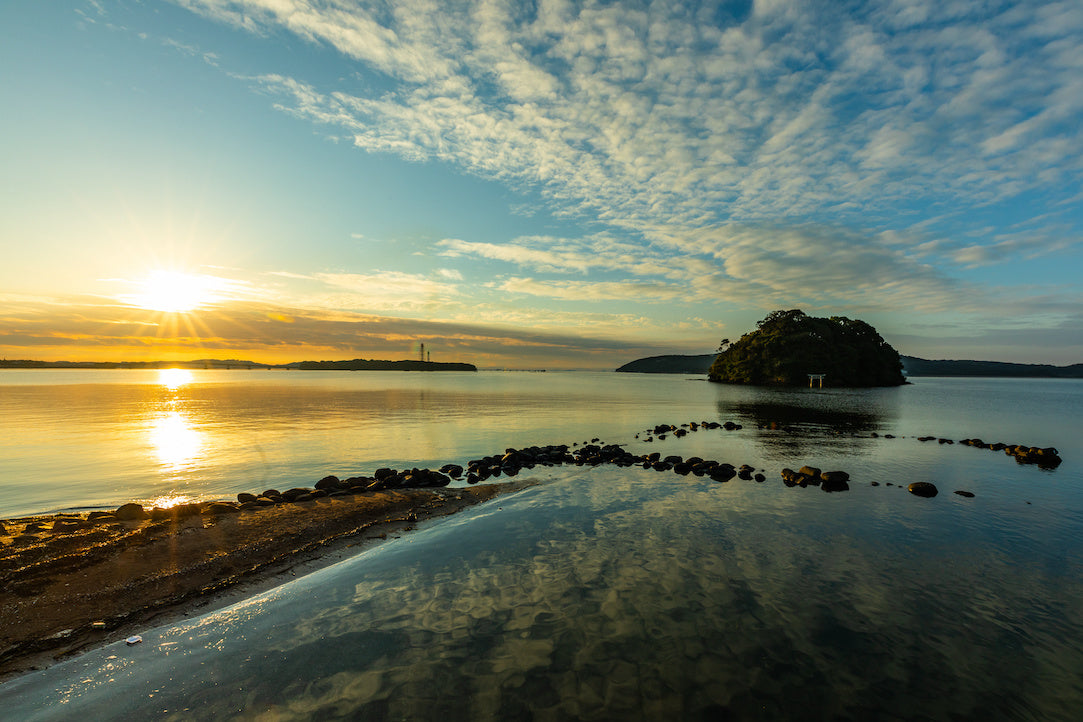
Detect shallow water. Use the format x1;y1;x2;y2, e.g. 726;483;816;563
4;465;1082;720
1;370;1078;517
3;373;1081;719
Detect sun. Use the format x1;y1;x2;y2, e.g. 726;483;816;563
132;270;221;313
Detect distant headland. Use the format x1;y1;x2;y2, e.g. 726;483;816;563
0;358;477;372
616;308;1082;381
618;353;1083;379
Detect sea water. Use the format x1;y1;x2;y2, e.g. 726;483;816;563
1;372;1081;719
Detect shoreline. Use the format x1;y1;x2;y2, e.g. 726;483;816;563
0;479;535;682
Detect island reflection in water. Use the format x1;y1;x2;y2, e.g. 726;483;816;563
7;468;1082;721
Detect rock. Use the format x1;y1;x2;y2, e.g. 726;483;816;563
440;464;464;478
798;465;822;479
710;465;736;482
281;487;314;502
314;475;342;490
237;492;258;504
907;482;938;498
819;471;849;484
954;490;975;498
262;489;282;499
115;503;147;521
204;501;240;514
820;477;850;492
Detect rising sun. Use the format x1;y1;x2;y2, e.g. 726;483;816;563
132;270;220;313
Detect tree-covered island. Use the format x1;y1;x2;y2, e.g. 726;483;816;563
708;309;905;387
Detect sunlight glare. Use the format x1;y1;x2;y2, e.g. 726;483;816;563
133;270;221;313
150;411;202;468
158;368;194;390
148;494;196;509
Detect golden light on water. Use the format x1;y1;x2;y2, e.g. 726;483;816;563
150;411;202;468
158;368;194;390
148;494;196;509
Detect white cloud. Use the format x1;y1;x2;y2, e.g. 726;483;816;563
171;0;1083;349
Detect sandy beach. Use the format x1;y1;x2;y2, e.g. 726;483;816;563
0;480;530;681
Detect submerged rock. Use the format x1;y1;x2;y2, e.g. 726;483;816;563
907;482;938;498
954;490;975;498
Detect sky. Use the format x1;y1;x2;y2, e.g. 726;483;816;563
1;0;1081;369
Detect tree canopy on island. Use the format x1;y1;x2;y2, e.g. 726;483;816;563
708;309;905;387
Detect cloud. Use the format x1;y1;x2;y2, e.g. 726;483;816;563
173;1;1083;291
0;292;710;368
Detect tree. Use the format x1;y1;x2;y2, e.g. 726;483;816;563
708;310;905;387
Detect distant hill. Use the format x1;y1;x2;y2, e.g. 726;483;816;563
285;359;476;372
0;358;476;372
901;356;1083;378
615;354;715;374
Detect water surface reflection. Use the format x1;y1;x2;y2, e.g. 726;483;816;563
7;468;1082;720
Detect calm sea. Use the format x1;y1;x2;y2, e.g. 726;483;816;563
2;370;1082;719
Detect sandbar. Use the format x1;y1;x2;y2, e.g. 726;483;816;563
0;480;531;681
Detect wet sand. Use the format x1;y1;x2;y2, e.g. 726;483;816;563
0;481;532;681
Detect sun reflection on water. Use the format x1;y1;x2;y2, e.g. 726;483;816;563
148;494;196;509
158;368;194;391
150;411;202;468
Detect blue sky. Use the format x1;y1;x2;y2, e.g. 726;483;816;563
1;0;1081;368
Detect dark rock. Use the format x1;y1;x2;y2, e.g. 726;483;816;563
237;492;258;504
753;473;765;482
870;481;880;486
262;489;282;499
314;475;342;490
254;496;277;506
344;476;371;487
820;477;850;492
115;503;147;521
204;501;240;514
820;471;850;484
954;490;975;498
374;468;396;481
710;465;736;482
440;464;464;478
938;438;954;444
907;482;939;498
281;487;314;502
798;465;822;478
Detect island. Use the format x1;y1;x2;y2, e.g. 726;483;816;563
708;309;906;387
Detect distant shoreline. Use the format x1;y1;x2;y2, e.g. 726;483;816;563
0;358;477;372
613;353;1083;379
